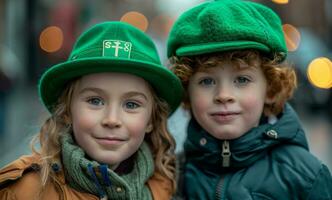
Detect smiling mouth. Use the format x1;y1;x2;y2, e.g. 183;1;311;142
96;137;126;146
210;112;240;123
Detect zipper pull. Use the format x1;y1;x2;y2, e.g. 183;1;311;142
221;140;231;167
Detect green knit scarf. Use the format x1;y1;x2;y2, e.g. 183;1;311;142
61;133;154;200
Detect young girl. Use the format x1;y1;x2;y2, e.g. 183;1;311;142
167;0;332;199
0;21;183;200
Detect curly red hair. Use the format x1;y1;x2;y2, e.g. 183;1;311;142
169;50;297;116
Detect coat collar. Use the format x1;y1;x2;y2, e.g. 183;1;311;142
184;104;309;170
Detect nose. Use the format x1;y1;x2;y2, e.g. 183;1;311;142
213;84;235;104
101;107;122;128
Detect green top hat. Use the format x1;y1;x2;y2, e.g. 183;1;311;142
39;21;183;114
167;0;287;60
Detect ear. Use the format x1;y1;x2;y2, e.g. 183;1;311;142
145;123;153;133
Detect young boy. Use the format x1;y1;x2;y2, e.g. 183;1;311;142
167;0;332;199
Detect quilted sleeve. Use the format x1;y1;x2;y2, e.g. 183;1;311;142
307;164;332;200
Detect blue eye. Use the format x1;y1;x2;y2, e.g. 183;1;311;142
199;78;215;86
125;101;140;109
235;76;250;85
87;97;104;106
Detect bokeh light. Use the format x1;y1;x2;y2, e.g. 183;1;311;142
272;0;289;4
282;24;301;52
120;11;148;32
39;26;63;53
307;57;332;89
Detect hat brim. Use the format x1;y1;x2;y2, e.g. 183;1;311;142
175;41;270;57
39;57;183;114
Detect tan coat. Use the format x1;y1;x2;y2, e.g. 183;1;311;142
0;154;172;200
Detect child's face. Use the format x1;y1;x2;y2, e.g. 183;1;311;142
188;62;268;140
70;72;153;169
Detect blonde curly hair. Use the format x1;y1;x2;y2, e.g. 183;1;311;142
31;77;176;193
169;50;297;116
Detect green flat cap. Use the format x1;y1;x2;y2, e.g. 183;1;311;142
39;21;183;114
167;0;287;60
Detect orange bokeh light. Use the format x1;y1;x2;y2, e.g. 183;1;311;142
282;24;301;52
307;57;332;89
120;11;149;32
39;26;63;53
272;0;289;4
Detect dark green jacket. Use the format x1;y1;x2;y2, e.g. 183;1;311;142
179;104;332;200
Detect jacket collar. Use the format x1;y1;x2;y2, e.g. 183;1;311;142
184;104;309;170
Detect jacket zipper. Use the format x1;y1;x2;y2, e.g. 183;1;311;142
221;140;231;167
215;175;225;200
216;141;232;200
215;174;231;200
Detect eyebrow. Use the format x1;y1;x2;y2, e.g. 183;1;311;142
78;87;148;100
236;66;260;74
235;62;259;70
79;87;105;95
122;91;148;101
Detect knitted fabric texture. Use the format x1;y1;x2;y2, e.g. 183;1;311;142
167;0;287;60
61;133;154;200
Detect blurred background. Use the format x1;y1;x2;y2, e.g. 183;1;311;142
0;0;331;170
